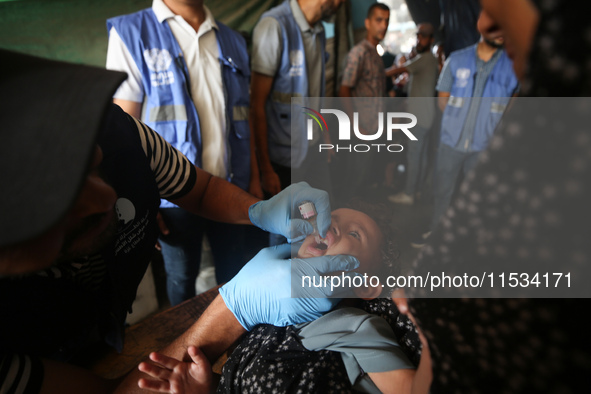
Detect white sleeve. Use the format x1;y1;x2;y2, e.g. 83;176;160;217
251;17;283;77
106;26;145;103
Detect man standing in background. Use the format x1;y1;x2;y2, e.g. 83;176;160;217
339;2;389;98
386;22;439;206
106;0;261;306
412;10;518;247
250;0;344;197
338;2;390;200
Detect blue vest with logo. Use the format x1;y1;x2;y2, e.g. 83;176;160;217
262;1;326;168
440;44;518;151
107;10;251;207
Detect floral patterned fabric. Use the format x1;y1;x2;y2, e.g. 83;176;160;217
405;1;591;392
218;299;422;393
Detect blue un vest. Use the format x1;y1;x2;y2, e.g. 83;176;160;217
262;1;326;168
0;105;161;360
440;44;518;151
107;10;251;208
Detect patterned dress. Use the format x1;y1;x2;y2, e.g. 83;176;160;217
218;299;422;393
405;1;591;392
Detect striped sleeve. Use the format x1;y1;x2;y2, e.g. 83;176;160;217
0;353;44;394
129;116;197;200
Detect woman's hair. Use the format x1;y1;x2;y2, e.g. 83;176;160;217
343;198;400;296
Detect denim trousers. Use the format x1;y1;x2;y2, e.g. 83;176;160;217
159;207;268;306
430;143;481;230
404;125;432;196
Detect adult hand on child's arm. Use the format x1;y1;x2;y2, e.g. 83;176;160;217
365;291;432;394
391;290;432;394
220;244;360;330
137;346;213;394
248;182;331;243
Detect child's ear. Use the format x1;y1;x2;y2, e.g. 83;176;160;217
354;280;383;300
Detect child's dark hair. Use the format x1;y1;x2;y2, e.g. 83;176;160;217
343;198;400;292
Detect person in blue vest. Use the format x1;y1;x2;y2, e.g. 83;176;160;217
386;22;439;206
106;0;266;306
250;0;344;199
412;9;519;247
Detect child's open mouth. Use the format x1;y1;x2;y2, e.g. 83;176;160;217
315;241;328;250
306;235;330;256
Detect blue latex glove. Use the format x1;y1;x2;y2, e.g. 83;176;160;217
219;244;360;330
248;182;330;243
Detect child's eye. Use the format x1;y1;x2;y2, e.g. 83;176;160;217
349;231;360;240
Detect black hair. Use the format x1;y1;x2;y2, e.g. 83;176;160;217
367;3;390;19
344;198;400;297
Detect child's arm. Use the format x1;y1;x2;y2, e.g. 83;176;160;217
114;295;245;393
360;290;434;394
137;346;214;394
383;290;433;394
368;368;416;394
368;323;432;394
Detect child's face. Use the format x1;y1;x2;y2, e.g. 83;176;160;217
297;208;383;275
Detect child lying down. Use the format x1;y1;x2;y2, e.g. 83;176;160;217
137;204;422;393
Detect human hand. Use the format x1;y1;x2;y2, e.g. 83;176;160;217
261;168;282;196
219;243;360;330
248;182;330;243
391;290;430;354
391;289;433;392
391;289;410;315
248;172;264;199
137;346;213;394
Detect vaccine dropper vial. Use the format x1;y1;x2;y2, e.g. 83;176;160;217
298;201;323;245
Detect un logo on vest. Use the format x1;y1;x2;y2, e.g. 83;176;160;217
290;50;304;67
289;50;304;77
456;67;471;88
143;48;173;72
